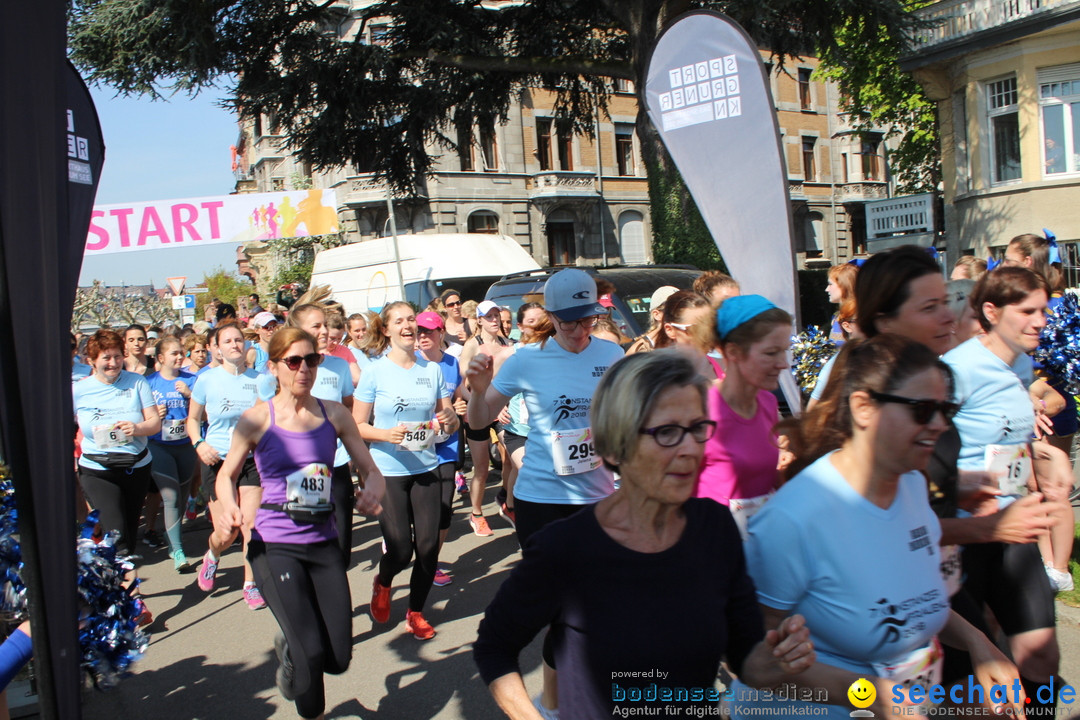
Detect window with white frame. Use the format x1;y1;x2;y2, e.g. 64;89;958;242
1038;64;1080;176
987;76;1021;183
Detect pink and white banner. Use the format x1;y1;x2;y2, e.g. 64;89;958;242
85;188;340;256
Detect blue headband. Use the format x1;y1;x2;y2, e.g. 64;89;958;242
715;295;779;341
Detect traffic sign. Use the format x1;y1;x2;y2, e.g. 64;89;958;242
171;294;196;310
166;276;187;296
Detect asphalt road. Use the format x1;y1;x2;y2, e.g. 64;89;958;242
13;486;1080;719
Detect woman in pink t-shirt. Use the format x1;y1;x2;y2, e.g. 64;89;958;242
695;295;792;537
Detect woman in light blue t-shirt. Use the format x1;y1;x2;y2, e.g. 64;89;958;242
738;335;1021;719
353;302;457;640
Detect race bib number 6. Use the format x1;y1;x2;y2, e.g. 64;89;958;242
92;424;128;449
285;463;332;507
397;421;436;453
551;427;601;476
985;443;1032;496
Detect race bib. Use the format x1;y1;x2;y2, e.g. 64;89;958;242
728;493;773;541
285;463;332;507
162;418;188;441
985;443;1031;496
871;637;944;692
92;424;128;450
551;427;601;476
397;420;436;452
432;419;451;444
939;545;963;597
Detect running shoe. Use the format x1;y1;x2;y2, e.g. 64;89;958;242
184;498;198;522
274;631;295;701
1046;565;1075;593
433;568;453;587
469;513;493;537
134;600;154;629
143;530;163;549
405;610;436;640
370;577;391;624
454;472;468;495
498;501;516;529
196;551;218;592
533;695;560;720
243;584;267;610
171;549;193;574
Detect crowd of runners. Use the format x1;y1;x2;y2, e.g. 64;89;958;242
67;242;1079;719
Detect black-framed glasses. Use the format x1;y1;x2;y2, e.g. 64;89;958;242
640;420;717;447
868;391;958;425
554;315;599;332
279;353;322;371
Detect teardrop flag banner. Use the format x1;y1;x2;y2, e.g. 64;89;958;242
644;10;801;412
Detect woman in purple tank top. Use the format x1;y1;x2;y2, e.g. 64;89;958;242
215;328;384;720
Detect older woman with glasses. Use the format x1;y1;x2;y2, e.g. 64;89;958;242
475;349;815;718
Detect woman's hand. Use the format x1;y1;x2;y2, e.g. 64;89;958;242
969;637;1024;714
175;380;191;398
497;406;512;425
156;404;167;420
453;397;468;416
466;353;494;397
114;421;136;438
386;424;407;445
354;473;384;515
195;442;221;466
435;407;458;432
216;503;244;534
764;614;815;674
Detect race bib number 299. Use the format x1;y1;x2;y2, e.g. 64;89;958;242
551;427;601;476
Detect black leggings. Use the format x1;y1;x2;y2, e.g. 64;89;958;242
961;540;1056;635
248;538;351;720
378;471;441;612
436;461;455;531
78;464;152;555
331;464;353;567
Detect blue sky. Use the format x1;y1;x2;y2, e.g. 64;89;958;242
77;86;243;288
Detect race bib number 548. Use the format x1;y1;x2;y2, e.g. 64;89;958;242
551;427;601;476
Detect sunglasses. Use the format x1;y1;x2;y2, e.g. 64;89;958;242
868;390;959;425
444;300;462;307
279;353;322;371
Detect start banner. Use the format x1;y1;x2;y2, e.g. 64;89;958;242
85;188;340;256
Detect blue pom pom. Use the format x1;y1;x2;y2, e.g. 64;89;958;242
1035;292;1080;395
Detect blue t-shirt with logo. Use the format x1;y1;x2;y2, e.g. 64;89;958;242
146;370;197;444
191;366;262;456
354;356;449;476
309;354;354;467
492;337;623;504
734;452;949;719
73;371;157;471
943;337;1034;472
420;351;463;466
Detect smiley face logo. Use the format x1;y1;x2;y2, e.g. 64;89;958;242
848;678;876;709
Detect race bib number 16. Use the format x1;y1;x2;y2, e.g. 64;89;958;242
551;427;601;476
985;443;1032;496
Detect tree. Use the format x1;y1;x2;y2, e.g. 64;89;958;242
70;0;915;264
196;268;254;319
72;280;176;330
816;3;939;195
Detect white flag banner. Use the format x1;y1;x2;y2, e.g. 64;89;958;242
85;188;340;256
644;10;801;412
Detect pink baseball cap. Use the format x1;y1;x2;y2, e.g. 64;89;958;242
416;311;445;330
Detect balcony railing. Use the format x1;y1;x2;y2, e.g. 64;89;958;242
836;182;889;202
342;173;427;206
911;0;1079;50
529;171;598;200
866;193;935;239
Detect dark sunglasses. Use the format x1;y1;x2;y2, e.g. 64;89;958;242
868;390;958;425
279;353;322;371
444;300;462;307
640;420;717;447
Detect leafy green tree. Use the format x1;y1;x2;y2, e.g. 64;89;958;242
816;3;939;194
70;0;914;264
196;268;253;319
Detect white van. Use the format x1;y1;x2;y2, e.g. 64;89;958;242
309;233;540;313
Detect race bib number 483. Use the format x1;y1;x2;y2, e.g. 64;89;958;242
285;463;332;507
551;427;601;476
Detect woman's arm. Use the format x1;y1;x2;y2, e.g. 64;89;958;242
116;405;161;439
465;353;511;428
937;610;1024;714
186;400;221;465
329;403;384;515
488;675;545;720
351;400;405;444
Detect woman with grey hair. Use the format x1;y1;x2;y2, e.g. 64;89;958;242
474;350;815;719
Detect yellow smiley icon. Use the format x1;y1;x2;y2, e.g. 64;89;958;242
848;678;876;709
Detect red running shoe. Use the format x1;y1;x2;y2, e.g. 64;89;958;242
405;610;436;640
370;577;391;624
